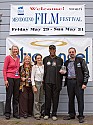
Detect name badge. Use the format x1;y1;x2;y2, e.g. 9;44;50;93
15;71;19;76
47;61;51;65
77;63;81;67
52;61;56;66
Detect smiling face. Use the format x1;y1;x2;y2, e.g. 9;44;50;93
11;46;19;56
24;55;31;65
68;48;76;59
35;55;42;65
49;48;56;57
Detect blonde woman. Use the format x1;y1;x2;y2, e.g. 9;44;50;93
19;55;34;118
31;54;44;120
3;45;20;120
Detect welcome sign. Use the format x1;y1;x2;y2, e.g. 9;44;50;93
6;37;92;80
10;4;85;35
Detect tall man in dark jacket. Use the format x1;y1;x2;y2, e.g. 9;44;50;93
60;47;89;123
43;45;63;121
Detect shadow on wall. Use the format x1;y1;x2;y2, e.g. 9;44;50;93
0;101;4;116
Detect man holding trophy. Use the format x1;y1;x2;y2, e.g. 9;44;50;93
60;47;89;123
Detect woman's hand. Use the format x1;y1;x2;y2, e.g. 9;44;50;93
5;80;9;88
32;86;37;93
21;77;26;81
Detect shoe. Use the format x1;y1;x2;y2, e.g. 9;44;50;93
5;115;10;120
28;114;32;117
77;115;85;119
63;115;75;120
44;115;49;120
79;117;84;123
35;117;41;120
24;114;28;119
52;116;58;121
13;115;20;119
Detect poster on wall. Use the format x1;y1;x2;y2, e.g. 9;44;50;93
6;37;92;81
10;4;85;35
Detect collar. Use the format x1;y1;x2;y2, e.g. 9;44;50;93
49;55;57;59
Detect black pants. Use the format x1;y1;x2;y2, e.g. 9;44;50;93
67;79;84;117
5;78;20;116
45;83;60;116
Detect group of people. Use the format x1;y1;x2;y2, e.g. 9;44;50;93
3;44;89;123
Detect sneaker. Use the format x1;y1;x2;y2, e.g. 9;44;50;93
35;117;41;120
52;116;58;121
44;115;49;120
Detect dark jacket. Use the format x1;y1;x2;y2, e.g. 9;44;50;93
64;57;89;87
43;56;63;91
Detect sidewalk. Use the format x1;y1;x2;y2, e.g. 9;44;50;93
0;115;93;125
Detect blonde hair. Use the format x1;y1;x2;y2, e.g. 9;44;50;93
10;45;19;55
23;55;32;67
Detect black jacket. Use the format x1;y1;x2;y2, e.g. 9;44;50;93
43;56;63;91
64;57;89;86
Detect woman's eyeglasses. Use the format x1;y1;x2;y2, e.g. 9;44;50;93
69;51;75;53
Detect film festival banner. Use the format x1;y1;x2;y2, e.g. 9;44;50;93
10;4;85;35
6;37;92;81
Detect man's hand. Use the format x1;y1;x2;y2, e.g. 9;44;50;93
82;84;86;89
59;70;66;74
